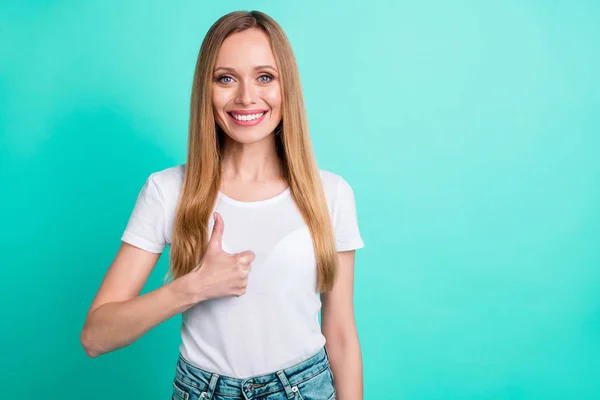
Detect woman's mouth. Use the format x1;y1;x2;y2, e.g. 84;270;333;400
227;110;268;127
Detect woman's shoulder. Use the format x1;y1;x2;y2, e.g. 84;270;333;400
149;163;184;181
318;169;341;184
319;168;355;187
318;169;355;201
145;164;185;199
146;165;354;202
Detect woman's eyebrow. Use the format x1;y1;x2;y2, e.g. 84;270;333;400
213;65;278;73
254;65;277;72
213;66;235;73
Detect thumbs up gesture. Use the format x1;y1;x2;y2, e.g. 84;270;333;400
190;212;255;300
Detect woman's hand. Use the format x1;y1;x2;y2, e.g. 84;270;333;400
183;212;255;302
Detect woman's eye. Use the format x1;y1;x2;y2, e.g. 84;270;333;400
258;74;273;83
218;76;233;84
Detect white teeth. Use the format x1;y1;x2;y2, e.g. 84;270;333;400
231;112;264;121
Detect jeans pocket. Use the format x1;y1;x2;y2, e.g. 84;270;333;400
294;367;336;400
172;379;190;400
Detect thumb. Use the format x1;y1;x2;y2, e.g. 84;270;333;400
207;212;224;252
236;250;256;265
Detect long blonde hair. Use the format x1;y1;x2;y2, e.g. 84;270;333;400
168;10;338;292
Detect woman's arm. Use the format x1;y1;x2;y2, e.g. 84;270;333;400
80;242;200;358
321;250;363;400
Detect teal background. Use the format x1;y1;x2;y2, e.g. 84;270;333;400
1;0;599;399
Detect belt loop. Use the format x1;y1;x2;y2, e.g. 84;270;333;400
276;370;295;399
205;373;220;400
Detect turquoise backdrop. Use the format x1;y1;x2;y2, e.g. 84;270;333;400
1;1;599;399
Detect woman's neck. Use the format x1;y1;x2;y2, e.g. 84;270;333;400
220;136;283;182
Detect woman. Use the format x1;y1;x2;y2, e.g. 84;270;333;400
81;10;364;400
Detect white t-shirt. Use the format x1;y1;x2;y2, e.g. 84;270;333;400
121;164;364;378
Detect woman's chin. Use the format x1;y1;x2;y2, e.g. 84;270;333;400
223;130;275;145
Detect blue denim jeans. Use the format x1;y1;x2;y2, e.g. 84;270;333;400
172;346;337;400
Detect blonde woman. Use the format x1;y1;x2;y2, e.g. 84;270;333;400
81;10;364;400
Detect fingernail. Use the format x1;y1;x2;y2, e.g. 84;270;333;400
239;256;248;263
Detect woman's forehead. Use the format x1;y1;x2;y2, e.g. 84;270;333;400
215;29;276;70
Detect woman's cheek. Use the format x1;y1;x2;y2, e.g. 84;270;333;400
262;86;282;108
211;89;228;108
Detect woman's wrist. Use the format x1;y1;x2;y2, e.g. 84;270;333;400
165;274;206;313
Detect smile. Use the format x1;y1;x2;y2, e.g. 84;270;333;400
227;110;268;126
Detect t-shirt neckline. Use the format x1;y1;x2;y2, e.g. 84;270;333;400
217;187;291;208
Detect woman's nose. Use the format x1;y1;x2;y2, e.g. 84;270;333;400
235;80;257;105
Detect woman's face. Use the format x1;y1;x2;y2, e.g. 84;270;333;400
212;29;282;145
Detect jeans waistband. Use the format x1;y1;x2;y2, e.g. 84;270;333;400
175;346;330;399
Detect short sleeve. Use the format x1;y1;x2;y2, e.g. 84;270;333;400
332;177;365;252
121;174;167;253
